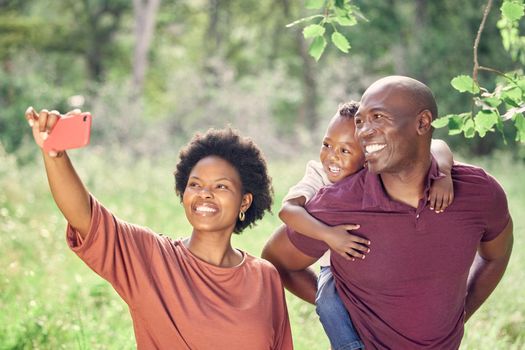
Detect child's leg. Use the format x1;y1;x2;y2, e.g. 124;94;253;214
316;266;364;350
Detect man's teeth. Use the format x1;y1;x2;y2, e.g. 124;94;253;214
196;206;216;213
365;144;386;154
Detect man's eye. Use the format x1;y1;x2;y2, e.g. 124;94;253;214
217;184;228;189
342;149;351;154
322;142;331;148
374;113;384;119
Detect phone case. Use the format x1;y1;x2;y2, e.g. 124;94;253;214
43;113;92;152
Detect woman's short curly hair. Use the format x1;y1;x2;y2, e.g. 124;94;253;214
174;128;273;234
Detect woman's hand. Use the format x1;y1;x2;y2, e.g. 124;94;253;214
25;107;81;157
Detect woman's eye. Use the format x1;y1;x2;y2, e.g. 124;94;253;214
217;184;228;190
188;182;200;188
342;149;351;154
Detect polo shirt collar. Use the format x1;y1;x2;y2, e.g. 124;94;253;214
361;156;443;210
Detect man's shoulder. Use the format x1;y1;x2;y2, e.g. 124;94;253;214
451;162;506;197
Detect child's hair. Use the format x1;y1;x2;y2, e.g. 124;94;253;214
337;101;359;119
174;128;273;234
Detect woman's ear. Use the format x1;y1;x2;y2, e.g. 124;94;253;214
417;109;433;135
241;193;253;212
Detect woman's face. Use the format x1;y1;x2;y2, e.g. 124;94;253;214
182;156;251;235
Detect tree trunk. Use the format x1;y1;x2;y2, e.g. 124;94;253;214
132;0;161;97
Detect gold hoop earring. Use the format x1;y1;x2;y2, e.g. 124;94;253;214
239;211;245;222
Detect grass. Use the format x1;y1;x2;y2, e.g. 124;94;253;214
1;148;524;349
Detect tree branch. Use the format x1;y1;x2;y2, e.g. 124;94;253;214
473;0;493;82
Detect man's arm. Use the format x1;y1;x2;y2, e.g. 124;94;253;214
262;225;319;304
464;218;513;321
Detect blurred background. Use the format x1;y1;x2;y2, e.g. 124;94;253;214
1;1;524;349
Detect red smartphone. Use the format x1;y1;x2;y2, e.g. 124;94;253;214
43;112;92;152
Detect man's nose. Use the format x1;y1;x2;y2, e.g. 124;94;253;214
357;121;375;139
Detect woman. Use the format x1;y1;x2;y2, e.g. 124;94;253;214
25;107;293;349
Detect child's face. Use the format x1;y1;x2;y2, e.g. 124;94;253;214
320;116;365;183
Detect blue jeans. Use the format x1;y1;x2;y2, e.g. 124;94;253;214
316;266;364;350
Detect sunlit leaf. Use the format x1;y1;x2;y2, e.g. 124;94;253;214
309;36;327;61
463;118;476;138
514;114;525;142
451;75;480;94
331;32;350;53
305;0;325;10
333;15;357;26
501;1;524;22
431;115;451;128
303;24;325;38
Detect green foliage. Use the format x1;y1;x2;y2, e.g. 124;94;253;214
287;0;364;61
1;152;524;348
432;0;525;142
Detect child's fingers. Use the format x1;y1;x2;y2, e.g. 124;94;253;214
428;194;436;210
345;249;366;260
434;196;444;213
346;234;370;246
349;242;370;253
337;250;355;261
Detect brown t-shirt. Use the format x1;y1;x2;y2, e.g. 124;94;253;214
67;196;293;350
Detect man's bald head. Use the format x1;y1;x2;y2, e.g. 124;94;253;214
363;76;438;121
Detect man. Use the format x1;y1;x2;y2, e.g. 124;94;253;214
262;76;513;349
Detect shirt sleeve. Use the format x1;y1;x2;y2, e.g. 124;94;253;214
481;173;511;242
282;160;329;204
66;195;158;304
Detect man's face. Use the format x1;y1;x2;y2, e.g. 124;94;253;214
354;84;420;174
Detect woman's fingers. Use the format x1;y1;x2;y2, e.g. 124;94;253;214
25;106;38;127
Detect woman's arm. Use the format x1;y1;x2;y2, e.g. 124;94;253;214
26;107;91;238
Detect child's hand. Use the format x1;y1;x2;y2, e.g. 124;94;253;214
25;107;81;157
324;224;370;261
428;173;454;213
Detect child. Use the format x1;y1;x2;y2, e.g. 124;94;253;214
279;101;454;350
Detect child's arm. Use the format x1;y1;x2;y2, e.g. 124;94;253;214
25;107;92;238
429;138;454;213
279;198;370;261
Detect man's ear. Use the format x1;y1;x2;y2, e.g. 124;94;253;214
416;110;433;135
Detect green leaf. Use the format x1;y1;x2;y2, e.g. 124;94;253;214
431;116;451;128
335;0;347;9
501;1;525;22
303;24;326;38
448;114;468;135
502;86;523;103
333;15;357;26
451;75;480;94
482;96;502;108
514;114;525;142
309;36;327;61
474;110;499;137
331;32;351;53
463;118;476;138
305;0;325;10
